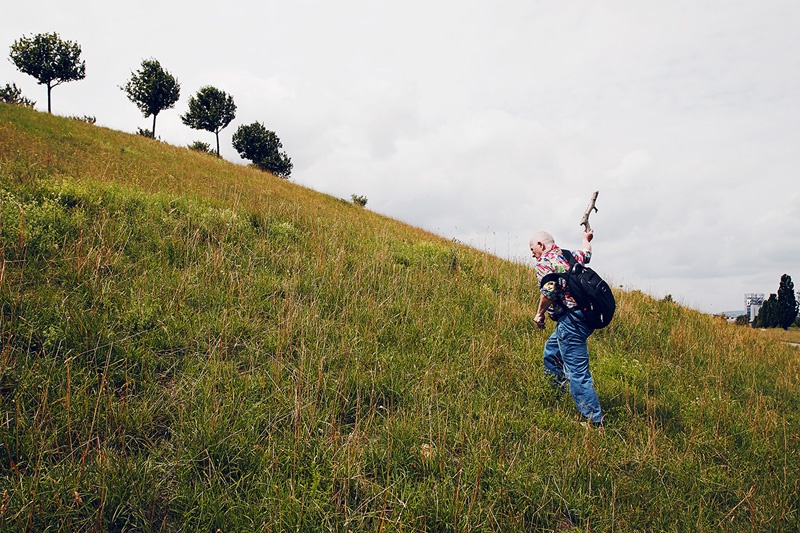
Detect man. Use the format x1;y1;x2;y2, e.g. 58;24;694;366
530;228;604;426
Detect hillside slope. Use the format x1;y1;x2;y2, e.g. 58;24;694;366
1;104;798;531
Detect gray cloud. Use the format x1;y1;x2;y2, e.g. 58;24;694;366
3;0;799;312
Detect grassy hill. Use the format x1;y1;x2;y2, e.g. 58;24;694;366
1;103;798;531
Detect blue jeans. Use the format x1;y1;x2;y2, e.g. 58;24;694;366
543;311;603;424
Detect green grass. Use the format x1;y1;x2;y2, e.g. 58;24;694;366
1;103;799;531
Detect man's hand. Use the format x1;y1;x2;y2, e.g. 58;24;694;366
535;295;552;329
582;228;594;255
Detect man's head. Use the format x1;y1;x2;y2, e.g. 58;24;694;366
529;230;555;260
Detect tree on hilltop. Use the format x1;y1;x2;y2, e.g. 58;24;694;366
232;122;293;178
9;32;86;113
121;58;180;139
181;86;236;157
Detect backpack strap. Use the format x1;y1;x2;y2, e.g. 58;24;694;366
538;249;585;321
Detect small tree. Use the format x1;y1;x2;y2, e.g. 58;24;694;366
121;58;180;139
181;86;236;157
9;32;86;113
0;82;36;107
777;274;799;330
231;122;293;178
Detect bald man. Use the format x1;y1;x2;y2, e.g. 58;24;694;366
530;228;603;427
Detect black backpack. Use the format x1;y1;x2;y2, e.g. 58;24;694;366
540;249;616;329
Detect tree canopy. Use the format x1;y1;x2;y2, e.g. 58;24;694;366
777;274;799;329
121;58;180;139
181;86;236;157
9;32;86;113
231;122;293;178
753;294;779;328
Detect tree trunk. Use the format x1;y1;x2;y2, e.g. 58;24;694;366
215;131;220;157
152;113;158;138
47;83;52;114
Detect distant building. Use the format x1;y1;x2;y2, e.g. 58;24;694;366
745;293;764;323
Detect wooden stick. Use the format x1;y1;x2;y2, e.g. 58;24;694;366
580;191;599;231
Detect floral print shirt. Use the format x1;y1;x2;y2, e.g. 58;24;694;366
534;245;591;318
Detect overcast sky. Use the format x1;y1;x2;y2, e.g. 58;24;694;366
3;1;799;313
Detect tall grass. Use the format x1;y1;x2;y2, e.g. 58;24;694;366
1;103;799;531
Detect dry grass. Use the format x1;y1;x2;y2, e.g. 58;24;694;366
756;327;800;346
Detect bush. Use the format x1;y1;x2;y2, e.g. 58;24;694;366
0;82;36;108
351;194;367;207
136;127;155;138
188;141;213;154
69;114;96;124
